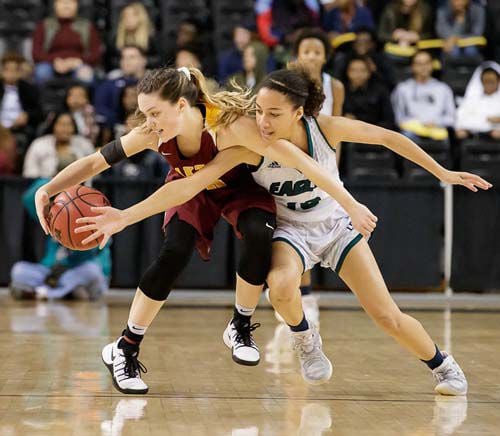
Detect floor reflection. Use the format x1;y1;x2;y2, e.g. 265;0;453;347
101;399;148;436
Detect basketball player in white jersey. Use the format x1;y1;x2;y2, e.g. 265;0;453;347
75;64;490;393
282;27;347;327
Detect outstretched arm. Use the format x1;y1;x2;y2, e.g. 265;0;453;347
75;146;259;248
322;116;492;192
35;126;158;234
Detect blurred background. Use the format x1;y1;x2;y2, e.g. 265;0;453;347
1;0;499;295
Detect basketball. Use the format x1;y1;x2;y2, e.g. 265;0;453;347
47;185;110;251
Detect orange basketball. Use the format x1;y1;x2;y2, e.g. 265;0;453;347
48;185;110;251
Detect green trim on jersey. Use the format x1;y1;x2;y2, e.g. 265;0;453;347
273;237;306;273
335;233;363;274
313;117;336;153
302;118;314;158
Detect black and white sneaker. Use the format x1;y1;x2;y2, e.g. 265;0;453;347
102;338;149;394
223;319;261;366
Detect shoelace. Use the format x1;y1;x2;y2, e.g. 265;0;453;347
235;322;261;347
123;353;148;379
435;363;461;382
293;332;318;356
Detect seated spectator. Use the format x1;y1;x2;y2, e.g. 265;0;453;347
164;18;216;76
10;179;110;301
218;22;270;83
225;45;264;92
334;27;395;89
391;51;455;140
322;0;375;38
31;0;103;85
0;53;42;139
107;1;159;70
0;125;16;174
293;27;345;116
114;85;138;139
175;45;218;92
63;84;99;143
94;45;146;142
455;63;500;140
342;56;395;129
378;0;434;48
255;0;320;48
436;0;485;59
23;111;94;178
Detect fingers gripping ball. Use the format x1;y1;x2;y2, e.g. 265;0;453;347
47;185;110;250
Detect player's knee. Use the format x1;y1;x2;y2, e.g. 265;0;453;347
267;268;300;303
372;310;403;336
238;209;276;245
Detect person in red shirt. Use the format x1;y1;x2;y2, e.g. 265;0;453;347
32;0;102;85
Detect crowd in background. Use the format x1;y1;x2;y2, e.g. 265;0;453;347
0;0;498;180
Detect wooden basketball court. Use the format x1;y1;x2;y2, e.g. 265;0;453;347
0;292;498;435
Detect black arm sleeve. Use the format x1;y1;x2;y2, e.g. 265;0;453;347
100;138;127;165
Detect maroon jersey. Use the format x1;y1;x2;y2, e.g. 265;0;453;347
158;129;275;260
159;130;247;190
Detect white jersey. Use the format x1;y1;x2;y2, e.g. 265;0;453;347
252;116;347;224
320;72;333;116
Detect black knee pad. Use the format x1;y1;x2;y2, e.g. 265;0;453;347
237;208;276;286
139;216;197;301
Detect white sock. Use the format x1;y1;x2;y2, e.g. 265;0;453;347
235;303;255;317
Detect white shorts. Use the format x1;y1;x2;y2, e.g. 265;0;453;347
272;215;363;273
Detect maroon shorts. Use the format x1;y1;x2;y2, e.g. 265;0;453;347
163;179;276;260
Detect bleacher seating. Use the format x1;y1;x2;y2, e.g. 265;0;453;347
460;137;500;177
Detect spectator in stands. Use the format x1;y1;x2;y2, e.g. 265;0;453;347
322;0;376;38
0;125;16;174
10;179;110;301
391;51;455;141
334;27;395;89
378;0;434;47
114;84;138;139
0;53;42;136
255;0;320;48
225;45;264;92
175;45;218;92
107;1;159;70
436;0;485;58
293;27;345;116
94;45;146;141
32;0;103;85
455;63;500;140
165;18;215;76
218;22;271;84
23;111;94;178
63;84;99;143
343;55;395;129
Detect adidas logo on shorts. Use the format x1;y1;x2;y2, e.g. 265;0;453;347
268;161;281;169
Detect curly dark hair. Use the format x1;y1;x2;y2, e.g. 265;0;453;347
257;63;325;117
293;27;332;61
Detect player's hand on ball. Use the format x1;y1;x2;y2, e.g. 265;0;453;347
439;170;492;192
75;206;127;249
35;188;51;235
348;202;378;238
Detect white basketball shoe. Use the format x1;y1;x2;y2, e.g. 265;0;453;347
223;319;261;366
102;338;149;394
433;353;468;396
292;324;333;385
